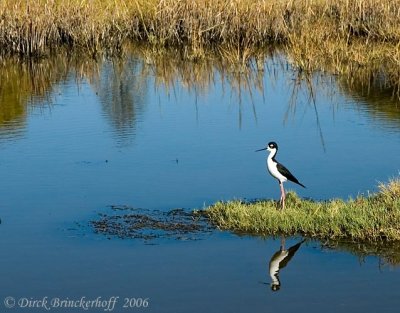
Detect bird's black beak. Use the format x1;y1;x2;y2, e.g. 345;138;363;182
255;147;267;152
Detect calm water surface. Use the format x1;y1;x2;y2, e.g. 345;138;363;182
0;52;399;313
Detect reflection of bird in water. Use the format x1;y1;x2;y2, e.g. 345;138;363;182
269;238;305;291
256;142;305;209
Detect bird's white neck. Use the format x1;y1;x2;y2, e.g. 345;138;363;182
268;148;277;161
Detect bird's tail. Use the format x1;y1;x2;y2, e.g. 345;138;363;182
297;181;306;188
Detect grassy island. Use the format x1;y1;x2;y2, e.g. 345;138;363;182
205;178;400;242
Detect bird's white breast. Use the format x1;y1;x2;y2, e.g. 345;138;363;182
267;157;287;183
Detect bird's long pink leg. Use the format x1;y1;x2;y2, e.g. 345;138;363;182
279;183;286;210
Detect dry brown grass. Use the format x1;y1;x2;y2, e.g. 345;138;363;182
284;0;400;96
0;0;399;93
1;0;398;54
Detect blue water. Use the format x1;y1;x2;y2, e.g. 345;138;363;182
0;54;399;312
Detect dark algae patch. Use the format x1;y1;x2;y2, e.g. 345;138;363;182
91;206;213;241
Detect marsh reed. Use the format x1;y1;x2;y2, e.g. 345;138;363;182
1;0;400;94
1;1;399;53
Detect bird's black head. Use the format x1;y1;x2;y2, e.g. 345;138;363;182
267;142;278;150
255;141;278;153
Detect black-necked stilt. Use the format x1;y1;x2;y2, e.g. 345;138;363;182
256;141;305;209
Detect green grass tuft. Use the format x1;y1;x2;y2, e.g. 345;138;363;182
205;177;400;242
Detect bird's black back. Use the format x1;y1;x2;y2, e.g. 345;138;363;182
276;162;306;188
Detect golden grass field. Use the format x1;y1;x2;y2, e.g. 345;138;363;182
1;0;399;95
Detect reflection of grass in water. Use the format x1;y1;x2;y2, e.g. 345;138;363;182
205;177;400;242
0;45;273;129
1;45;399;137
0;53;97;127
133;43;269;101
322;239;400;267
337;76;400;125
0;57;58;126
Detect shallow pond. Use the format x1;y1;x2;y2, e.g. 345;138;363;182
0;50;399;312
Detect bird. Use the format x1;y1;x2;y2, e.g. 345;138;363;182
256;141;305;209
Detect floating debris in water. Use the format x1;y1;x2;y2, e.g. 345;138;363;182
91;207;213;241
